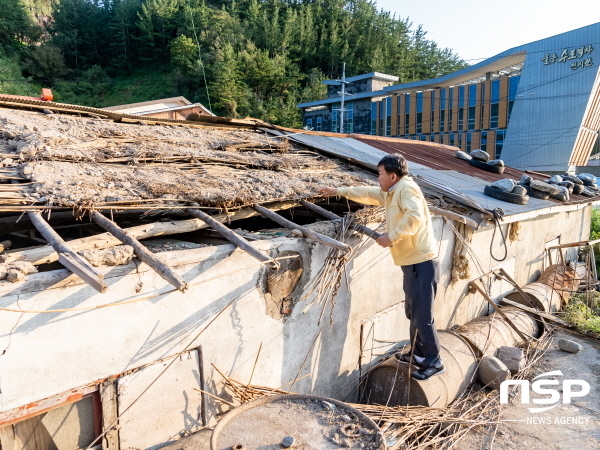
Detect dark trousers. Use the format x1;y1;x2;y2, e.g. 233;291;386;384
401;259;441;368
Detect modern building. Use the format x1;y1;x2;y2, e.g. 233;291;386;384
298;22;600;172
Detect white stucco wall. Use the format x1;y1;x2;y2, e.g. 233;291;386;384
0;206;591;448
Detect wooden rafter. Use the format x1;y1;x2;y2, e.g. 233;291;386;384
251;204;351;252
186;207;280;270
27;212;108;293
91;211;188;291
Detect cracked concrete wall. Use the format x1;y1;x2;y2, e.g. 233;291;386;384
0;207;591;448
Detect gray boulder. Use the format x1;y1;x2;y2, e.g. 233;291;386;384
581;187;596;197
530;179;560;195
562;174;583;185
550;185;570;201
577;173;597;185
548;175;563;184
456;150;472;161
470;149;490;162
497;346;525;374
557;338;582;353
559;181;574;194
478;356;511;390
519;174;533;186
486;159;504;167
511;185;527;196
491;178;516;193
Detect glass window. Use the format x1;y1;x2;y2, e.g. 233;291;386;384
417;92;423;113
386;97;392;136
416;112;422;134
466;132;472;152
420;135;426;141
430;90;435;110
440;88;446;110
331;105;338;133
509;75;520;101
491;79;500;103
481;131;487;152
468;106;476;130
490;103;499;128
469;84;477;107
449;133;455;146
405;94;410;114
379;100;385;135
306;118;313;129
459;86;465;108
371;102;377;135
458;107;464;130
316;117;322;131
496;130;505;158
345;102;354;133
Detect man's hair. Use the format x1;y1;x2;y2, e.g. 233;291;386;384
378;154;408;179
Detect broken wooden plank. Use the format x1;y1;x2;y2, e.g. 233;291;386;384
299;199;383;240
252;204;351;252
27;211;108;293
8;200;300;266
469;281;532;342
500;298;571;326
100;380;119;450
91;211;188;291
186;207;279;270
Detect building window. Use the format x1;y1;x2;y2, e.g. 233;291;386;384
306;118;313;129
345;102;354;133
468;106;476;130
481;131;487;152
331;106;338;133
449;133;455;146
316;117;322;132
371;102;377;135
491;79;500;103
458;107;464;130
386;97;392;136
466;132;472;152
458;86;465;108
508;75;520;123
490;103;499;128
469;84;477;107
496;130;506;158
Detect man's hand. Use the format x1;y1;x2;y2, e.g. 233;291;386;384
317;186;337;196
376;233;393;248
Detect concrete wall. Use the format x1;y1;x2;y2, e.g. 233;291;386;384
0;206;591;448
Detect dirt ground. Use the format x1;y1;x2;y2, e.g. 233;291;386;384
459;329;600;450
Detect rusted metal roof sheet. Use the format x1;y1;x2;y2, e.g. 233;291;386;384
353;136;590;204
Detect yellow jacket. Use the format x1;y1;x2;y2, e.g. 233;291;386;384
337;176;437;266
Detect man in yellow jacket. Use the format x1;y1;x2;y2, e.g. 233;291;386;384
318;154;443;380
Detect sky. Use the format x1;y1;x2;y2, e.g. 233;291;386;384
377;0;600;62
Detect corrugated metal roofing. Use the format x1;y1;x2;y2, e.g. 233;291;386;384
264;129;595;217
353;136;591;205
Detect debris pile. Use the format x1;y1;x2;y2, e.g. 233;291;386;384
0;253;38;282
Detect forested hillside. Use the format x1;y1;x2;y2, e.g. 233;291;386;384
0;0;468;127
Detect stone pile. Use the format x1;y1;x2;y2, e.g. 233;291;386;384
490;178;527;197
457;149;505;168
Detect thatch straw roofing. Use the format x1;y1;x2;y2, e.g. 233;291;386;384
0;109;377;212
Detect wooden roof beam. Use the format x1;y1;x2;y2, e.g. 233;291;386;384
251;204;351;252
186;206;280;270
27;212;108;293
91;211;188;292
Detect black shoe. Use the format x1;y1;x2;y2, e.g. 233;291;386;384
397;352;421;366
411;364;445;381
